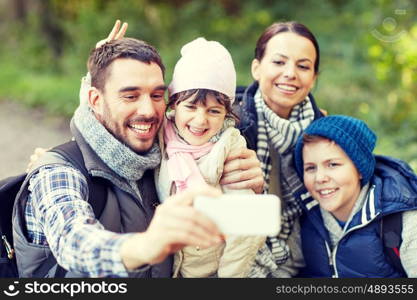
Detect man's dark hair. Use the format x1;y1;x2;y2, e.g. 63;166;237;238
87;38;165;91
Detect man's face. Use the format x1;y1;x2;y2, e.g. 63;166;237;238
92;58;166;154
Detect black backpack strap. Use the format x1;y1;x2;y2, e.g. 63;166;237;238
381;212;407;276
0;174;27;245
31;140;108;278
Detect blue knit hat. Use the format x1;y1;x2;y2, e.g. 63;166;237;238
294;115;377;186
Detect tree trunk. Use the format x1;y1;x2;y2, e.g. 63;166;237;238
12;0;28;21
37;0;66;58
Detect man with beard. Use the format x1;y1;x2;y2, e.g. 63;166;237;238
13;37;263;277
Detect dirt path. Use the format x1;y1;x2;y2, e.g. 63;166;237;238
0;100;72;178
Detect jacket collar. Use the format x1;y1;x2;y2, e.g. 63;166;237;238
236;82;258;150
372;155;417;213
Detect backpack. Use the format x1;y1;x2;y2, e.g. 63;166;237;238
381;212;407;276
0;140;107;278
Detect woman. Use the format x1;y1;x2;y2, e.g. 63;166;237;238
234;22;325;277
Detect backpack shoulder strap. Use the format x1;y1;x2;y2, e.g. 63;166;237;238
381;212;407;276
27;141;108;278
0;174;27;239
50;140;107;218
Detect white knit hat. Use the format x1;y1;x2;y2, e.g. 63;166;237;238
168;37;236;102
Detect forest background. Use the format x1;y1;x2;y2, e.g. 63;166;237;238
0;0;416;170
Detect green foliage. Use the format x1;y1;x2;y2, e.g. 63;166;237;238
0;61;79;116
0;0;416;169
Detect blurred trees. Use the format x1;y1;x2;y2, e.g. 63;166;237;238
0;0;416;168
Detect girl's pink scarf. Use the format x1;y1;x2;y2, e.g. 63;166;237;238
164;120;214;192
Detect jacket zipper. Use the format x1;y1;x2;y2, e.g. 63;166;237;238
331;214;383;278
324;241;337;278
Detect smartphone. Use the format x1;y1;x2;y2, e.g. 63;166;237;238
194;194;281;236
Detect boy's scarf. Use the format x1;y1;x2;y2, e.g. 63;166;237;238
73;103;161;181
254;88;314;265
321;183;370;249
164;120;214;192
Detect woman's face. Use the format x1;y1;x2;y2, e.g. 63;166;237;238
251;32;317;119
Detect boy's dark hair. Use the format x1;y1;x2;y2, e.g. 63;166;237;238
302;134;332;144
167;89;239;123
87;38;165;92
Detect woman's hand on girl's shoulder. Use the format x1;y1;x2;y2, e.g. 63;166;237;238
220;148;264;194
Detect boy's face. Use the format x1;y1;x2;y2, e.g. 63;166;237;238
302;139;362;222
174;94;226;146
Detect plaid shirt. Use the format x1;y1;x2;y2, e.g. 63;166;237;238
25;165;134;277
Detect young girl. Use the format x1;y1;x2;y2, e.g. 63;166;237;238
293;115;417;277
157;37;265;278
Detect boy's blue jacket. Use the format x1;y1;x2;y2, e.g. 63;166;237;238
295;155;417;277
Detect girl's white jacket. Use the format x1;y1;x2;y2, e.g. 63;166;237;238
156;127;265;278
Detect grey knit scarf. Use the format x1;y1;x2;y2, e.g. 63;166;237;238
254;88;314;265
73;103;161;181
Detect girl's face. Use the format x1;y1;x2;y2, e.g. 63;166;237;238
251;32;317;119
302;140;362;222
174;94;227;146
